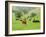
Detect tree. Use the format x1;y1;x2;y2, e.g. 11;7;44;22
15;10;23;20
23;8;28;14
29;12;37;21
31;12;36;17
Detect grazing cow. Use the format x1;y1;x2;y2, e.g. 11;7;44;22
20;18;27;24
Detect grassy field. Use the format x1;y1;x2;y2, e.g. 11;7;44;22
12;7;40;31
12;14;40;31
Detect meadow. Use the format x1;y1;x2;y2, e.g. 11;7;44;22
12;6;40;31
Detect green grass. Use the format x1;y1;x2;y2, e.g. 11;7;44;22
12;14;40;31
